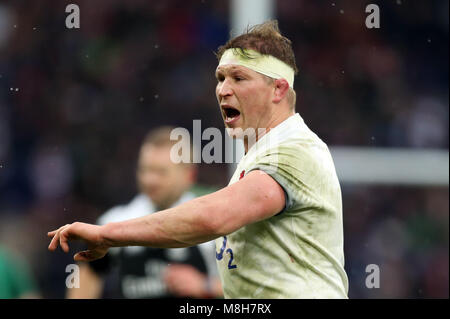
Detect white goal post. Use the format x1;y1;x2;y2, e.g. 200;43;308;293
330;147;449;186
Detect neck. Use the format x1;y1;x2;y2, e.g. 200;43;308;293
243;109;295;153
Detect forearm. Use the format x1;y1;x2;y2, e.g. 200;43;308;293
47;171;284;262
99;171;284;249
101;194;222;248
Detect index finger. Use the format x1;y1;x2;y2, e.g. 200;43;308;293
48;224;68;251
59;228;70;253
47;230;57;237
48;231;60;251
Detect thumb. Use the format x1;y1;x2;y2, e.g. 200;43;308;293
74;251;94;262
74;249;106;262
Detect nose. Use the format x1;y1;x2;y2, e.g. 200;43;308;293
139;170;160;189
216;79;233;100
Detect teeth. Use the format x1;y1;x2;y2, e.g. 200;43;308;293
226;116;239;123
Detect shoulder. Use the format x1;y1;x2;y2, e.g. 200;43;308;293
254;130;331;171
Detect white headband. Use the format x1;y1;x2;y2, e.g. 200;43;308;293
218;48;295;88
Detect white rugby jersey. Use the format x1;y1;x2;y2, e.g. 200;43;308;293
215;113;348;298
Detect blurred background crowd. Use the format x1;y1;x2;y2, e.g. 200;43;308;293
0;0;448;298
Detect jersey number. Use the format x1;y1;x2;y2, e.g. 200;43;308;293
216;236;237;269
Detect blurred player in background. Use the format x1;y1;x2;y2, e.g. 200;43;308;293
67;127;222;299
49;20;348;298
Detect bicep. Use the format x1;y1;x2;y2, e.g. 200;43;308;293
211;170;285;235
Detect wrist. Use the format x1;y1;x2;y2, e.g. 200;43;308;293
100;223;117;248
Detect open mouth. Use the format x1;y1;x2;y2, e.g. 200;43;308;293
222;106;241;124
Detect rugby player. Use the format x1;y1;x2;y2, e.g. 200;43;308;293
48;20;348;298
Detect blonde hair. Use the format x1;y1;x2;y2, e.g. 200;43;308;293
217;20;298;109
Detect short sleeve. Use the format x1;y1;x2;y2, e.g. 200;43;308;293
246;145;309;212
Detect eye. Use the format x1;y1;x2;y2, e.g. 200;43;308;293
234;76;243;82
216;74;225;82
